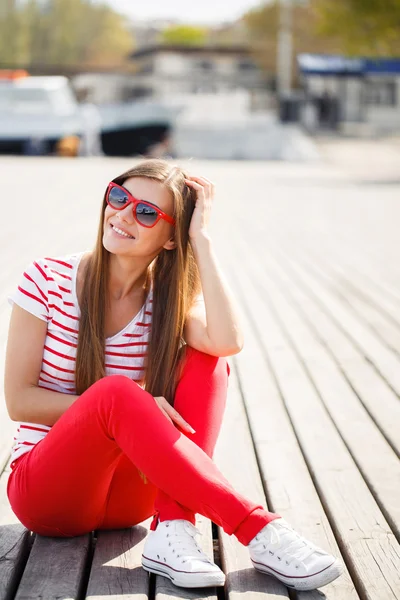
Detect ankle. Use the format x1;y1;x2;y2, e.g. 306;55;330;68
247;516;284;546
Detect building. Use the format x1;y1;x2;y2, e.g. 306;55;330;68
128;44;267;99
298;53;400;134
71;44;268;106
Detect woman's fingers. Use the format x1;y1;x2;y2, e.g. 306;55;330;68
154;396;196;434
165;403;196;434
171;409;196;434
160;409;174;427
185;175;215;198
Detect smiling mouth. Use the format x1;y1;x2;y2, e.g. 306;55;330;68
110;223;135;239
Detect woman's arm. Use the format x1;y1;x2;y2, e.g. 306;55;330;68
183;234;244;357
8;385;79;426
4;304;79;425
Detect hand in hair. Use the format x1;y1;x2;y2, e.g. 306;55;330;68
184;175;215;240
153;396;196;434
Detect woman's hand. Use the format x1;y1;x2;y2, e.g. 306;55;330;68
153;396;196;434
185;175;215;241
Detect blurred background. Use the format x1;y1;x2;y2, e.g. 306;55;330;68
1;0;400;160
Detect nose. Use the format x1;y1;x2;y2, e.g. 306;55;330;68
118;203;135;223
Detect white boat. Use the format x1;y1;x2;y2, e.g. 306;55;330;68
0;72;182;156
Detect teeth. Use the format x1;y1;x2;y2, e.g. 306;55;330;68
112;225;133;239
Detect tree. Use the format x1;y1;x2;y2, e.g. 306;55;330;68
0;0;135;67
314;0;400;56
242;1;342;81
0;0;25;64
159;24;208;46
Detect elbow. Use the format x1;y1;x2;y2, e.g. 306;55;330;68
202;330;244;357
5;387;32;422
6;396;23;421
229;332;244;355
4;392;18;421
6;402;22;422
215;337;244;357
228;340;244;356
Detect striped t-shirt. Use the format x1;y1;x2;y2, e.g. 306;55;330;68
7;251;153;467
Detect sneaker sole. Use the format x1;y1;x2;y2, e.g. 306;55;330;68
141;556;226;588
252;557;343;591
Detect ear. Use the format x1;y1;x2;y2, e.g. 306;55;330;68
163;237;176;251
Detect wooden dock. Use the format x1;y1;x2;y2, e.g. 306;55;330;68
1;151;399;599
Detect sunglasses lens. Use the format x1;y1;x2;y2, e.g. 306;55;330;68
136;203;158;227
108;186;129;209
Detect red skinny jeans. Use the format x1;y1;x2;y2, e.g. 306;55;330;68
7;347;280;545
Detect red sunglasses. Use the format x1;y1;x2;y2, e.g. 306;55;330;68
106;182;176;228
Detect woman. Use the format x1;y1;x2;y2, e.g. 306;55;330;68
5;159;343;591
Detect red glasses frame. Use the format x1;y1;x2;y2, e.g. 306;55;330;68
106;182;176;228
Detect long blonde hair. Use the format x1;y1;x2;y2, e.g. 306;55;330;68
75;159;201;406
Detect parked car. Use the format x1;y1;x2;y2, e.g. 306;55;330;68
0;72;102;156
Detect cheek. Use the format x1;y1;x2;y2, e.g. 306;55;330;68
140;225;171;252
103;207;116;229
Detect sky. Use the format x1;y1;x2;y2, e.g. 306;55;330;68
102;0;265;25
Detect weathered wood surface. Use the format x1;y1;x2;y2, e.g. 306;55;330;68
0;152;399;599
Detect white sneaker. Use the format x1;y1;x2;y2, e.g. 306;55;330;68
141;519;225;588
248;517;344;591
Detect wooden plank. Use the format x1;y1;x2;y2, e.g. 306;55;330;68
14;533;91;600
1;154;399;600
266;243;400;458
0;165;101;596
213;362;289;599
273;251;400;398
285;217;400;307
286;240;400;335
0;464;32;600
86;519;152;600
227;237;400;599
246;248;400;539
273;244;400;356
315;221;400;300
214;247;359;599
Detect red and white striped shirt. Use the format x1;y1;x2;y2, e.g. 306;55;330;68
7;251;153;466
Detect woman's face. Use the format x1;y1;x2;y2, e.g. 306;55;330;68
103;176;176;258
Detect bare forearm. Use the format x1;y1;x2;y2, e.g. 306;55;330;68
11;385;79;426
190;234;244;351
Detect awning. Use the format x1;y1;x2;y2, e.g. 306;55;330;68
298;54;400;76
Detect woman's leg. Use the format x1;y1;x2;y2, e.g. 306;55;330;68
65;346;227;532
150;347;233;529
7;387;159;537
94;452;159;531
8;350;280;545
99;347;231;531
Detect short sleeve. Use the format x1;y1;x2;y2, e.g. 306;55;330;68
7;258;49;322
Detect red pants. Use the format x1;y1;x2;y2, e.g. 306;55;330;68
7;347;280;545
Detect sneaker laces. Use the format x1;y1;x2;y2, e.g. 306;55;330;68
251;521;317;566
165;520;214;565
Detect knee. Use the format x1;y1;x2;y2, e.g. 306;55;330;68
94;374;138;393
86;375;144;407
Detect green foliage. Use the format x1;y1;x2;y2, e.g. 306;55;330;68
0;0;135;67
242;1;342;76
242;0;400;79
159;24;208;46
314;0;400;56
